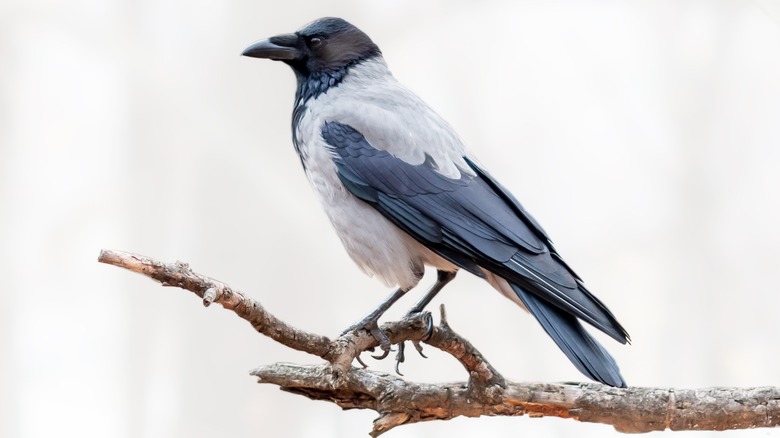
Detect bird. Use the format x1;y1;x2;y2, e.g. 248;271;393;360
241;17;629;387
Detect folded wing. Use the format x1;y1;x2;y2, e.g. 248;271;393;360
323;121;628;386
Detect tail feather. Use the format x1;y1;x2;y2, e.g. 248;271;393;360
510;282;626;387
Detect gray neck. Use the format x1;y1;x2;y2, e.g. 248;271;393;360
290;56;388;166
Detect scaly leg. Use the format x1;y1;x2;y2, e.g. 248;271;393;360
409;270;458;316
395;270;458;374
340;287;408;352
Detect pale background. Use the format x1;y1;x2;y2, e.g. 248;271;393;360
2;0;780;437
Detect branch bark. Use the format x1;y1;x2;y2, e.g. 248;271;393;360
98;249;780;436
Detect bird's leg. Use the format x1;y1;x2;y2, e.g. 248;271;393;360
408;270;458;316
395;270;457;373
340;287;408;353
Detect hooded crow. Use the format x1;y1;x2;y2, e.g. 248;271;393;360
242;17;629;387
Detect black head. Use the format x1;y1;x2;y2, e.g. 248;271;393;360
242;17;381;77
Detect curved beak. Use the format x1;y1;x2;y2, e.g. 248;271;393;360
241;34;300;60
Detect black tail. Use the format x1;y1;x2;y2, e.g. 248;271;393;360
510;283;626;387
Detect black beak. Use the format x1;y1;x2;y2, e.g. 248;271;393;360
241;33;300;60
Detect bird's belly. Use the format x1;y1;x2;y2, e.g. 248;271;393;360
303;150;453;289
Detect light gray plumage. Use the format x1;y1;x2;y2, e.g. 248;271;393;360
295;58;466;288
242;17;629;387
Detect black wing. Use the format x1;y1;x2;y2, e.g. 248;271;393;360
322;122;628;343
322;121;629;345
324;121;629;386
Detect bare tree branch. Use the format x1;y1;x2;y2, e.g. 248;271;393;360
98;249;780;436
98;249;332;357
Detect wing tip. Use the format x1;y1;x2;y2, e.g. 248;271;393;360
510;282;628;388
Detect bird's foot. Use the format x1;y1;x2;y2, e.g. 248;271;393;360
340;314;393;357
393;311;434;375
341;309;434;371
339;287;408;359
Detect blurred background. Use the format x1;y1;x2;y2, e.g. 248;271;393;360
2;0;780;436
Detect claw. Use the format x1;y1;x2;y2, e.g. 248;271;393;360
421;311;434;339
368;323;391;351
340;313;393;350
394;343;406;376
339;276;449;373
371;348;391;360
356;354;369;368
369;327;392;359
391;311;433;375
340;287;407;353
412;340;427;358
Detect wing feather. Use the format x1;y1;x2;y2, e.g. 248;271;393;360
323;120;628;344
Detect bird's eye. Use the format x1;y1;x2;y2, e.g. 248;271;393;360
309;37;323;48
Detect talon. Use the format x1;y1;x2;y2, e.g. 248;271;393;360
371;348;390;360
340;287;407;352
394;359;404;376
412;340;427;358
340;316;392;352
421;311;434;339
394;342;406;375
368;324;391;351
356;354;369;368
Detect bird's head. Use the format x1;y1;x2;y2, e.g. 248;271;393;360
242;17;381;77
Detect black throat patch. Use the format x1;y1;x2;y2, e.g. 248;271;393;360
290;55;378;167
